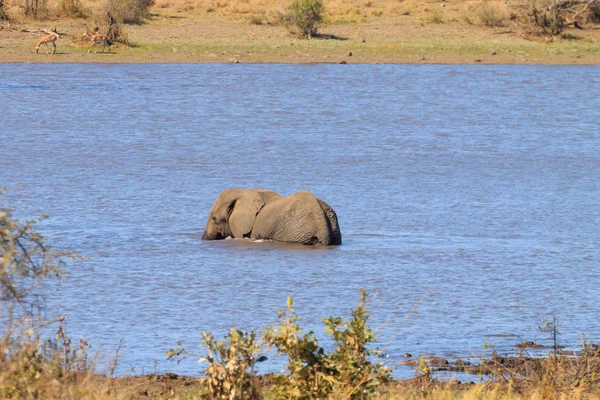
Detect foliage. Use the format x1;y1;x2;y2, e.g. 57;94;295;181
0;202;71;311
286;0;324;38
107;0;151;24
507;0;600;35
0;195;89;399
476;2;507;26
0;318;93;399
181;330;265;399
173;291;391;400
264;295;331;399
322;290;392;399
57;0;89;19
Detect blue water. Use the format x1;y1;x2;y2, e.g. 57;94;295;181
1;63;599;378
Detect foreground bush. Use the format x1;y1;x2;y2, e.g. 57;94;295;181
170;290;391;399
0;196;87;398
286;0;324;38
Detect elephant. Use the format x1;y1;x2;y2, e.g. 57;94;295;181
202;188;342;246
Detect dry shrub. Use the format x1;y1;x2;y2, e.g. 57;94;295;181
264;7;284;24
424;8;444;23
247;13;263;23
507;0;600;35
106;21;129;44
57;0;89;18
107;0;150;24
476;2;507;26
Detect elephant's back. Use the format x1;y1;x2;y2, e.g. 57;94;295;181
252;191;332;245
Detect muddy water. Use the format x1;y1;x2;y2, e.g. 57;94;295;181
1;64;599;378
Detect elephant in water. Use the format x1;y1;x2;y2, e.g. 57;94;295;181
202;188;342;246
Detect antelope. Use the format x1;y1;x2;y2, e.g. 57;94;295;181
35;28;59;55
88;32;111;53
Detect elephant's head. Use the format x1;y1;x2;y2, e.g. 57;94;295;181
202;189;273;240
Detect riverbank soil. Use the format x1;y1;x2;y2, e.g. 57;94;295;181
1;0;600;63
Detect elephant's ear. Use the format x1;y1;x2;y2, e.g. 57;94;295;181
229;191;265;238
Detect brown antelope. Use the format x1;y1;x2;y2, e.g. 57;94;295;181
88;32;111;53
35;28;59;55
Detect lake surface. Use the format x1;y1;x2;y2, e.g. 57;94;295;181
1;63;599;379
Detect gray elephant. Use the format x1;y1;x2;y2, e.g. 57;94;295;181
202;188;342;246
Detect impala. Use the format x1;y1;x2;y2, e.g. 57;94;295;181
35;28;59;55
88;32;111;53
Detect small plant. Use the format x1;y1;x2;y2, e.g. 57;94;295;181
168;329;266;400
477;2;507;26
416;356;432;381
425;9;444;24
286;0;324;38
538;313;561;358
323;290;392;398
264;296;330;399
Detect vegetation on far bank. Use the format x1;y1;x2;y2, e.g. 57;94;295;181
1;0;600;63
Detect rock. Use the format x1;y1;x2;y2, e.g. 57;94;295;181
340;60;347;64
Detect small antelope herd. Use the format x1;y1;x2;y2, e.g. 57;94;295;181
34;27;112;55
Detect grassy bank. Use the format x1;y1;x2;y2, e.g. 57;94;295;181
1;0;600;63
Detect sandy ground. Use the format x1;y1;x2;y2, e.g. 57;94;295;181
1;11;600;64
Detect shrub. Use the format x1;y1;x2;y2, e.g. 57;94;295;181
172;291;391;400
58;0;89;18
107;0;150;24
477;2;507;26
425;9;444;24
286;0;324;38
508;0;600;35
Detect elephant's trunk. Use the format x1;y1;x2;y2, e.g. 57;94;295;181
202;230;223;240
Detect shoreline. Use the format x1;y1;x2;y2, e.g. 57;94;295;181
2;17;600;65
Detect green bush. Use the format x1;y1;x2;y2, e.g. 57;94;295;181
287;0;324;38
172;290;391;399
